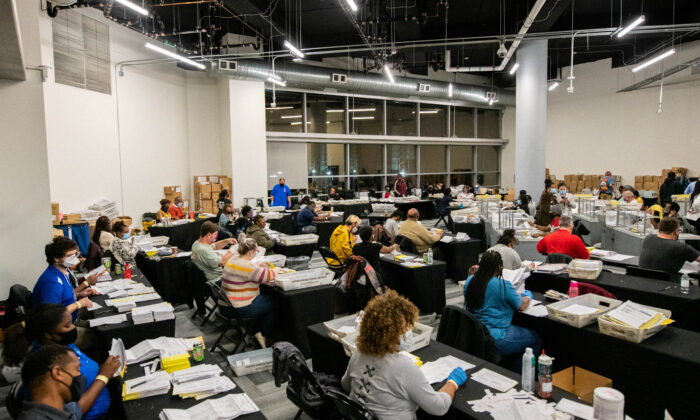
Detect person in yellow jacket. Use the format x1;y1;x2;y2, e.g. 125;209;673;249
329;215;361;264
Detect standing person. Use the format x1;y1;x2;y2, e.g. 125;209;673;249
91;216;113;251
191;221;237;284
156;199;172;222
516;190;532;215
556;182;577;212
247;215;275;255
110;221;139;266
535;180;557;226
599;171;615;199
675;168;690;191
341;290;465;420
384;210;404;239
659;172;684;205
687;183;700;233
639;218;700;281
169;196;185;219
270;178;291;208
684;179;697;195
393;174;407;197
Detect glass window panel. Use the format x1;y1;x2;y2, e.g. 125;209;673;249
477;109;500;138
307;143;346;182
450;145;474;173
349;144;383;176
386;144;416;174
476;145;499;172
419;104;447;137
420;145;446;173
349;98;383;135
479;172;500;187
421;174;448;188
349;176;383;192
306;94;345;134
308;177;341;195
265;90;304;133
450;173;474;187
386;101;416;136
453;107;475;138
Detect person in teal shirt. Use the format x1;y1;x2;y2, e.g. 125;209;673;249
270;178;291;208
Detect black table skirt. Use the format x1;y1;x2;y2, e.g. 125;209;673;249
120;350;266;419
436;238;480;282
394;200;436;220
322;203;373;217
306;323;585;420
274;242;316;258
135;253;193;307
513;299;700;420
269;214;295;235
525;271;700;332
314;218;342;249
380;257;446;314
261;283;335;357
453;221;487;252
147;217;216;251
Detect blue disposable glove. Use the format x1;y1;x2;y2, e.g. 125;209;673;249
446;367;467;387
522;290;533;299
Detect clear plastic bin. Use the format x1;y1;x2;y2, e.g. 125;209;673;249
275;267;334;290
598;305;672;343
341;322;433;357
324;314;361;342
286;256;310;270
278;234;319;246
546;294;622;328
227;348;273;376
568;259;603;280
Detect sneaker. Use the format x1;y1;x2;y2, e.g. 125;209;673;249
254;332;267;349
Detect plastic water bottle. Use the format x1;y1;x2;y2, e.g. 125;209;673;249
427;248;433;265
567;280;579;298
521;347;535;392
681;274;690;295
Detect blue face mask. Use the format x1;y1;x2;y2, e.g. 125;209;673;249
516;199;522;205
123;233;130;239
550;188;557;194
399;330;414;351
560;189;567;195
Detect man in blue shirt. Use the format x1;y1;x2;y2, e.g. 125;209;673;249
297;201;329;233
270;178;291;208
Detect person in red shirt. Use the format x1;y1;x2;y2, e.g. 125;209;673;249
169;196;185;219
536;215;589;259
394;174;407;197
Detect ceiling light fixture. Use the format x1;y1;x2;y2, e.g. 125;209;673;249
448;83;453;98
617;15;645;38
349;108;376;112
115;0;148;16
280;115;303;119
267;76;287;86
509;63;519;75
632;49;675;72
266;106;294;110
548;82;560;91
283;40;304;58
384;64;395;83
326;109;344;113
419;110;440;114
144;43;204;69
352;116;375;120
346;0;358;12
290;121;311;125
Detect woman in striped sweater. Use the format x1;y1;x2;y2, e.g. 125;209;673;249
221;234;280;348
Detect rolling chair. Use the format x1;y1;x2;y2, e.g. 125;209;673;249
325;389;379;420
545;253;573;264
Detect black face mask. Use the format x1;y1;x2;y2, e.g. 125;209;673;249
60;369;86;402
55;328;78;346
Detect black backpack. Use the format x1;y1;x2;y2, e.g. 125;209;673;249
1;284;32;328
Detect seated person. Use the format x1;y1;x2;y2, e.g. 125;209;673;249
487;229;523;270
169;196;185;219
221;235;280;348
34;238;94;322
7;304;121;419
618;190;642;209
297;201;329;233
463;252;540;367
436;188;455;224
556;182;577;211
110;221;139;266
156;199;172;222
91;216;113;251
247;215;275;255
632;189;644;205
270;177;291;208
217;190;232;212
342;290;465;419
218;203;237;230
536;216;590;259
531;205;563;236
191;221;237;283
233;205;254;237
649;202;679;229
328;186;342;201
457;186;474;201
640;217;700;281
383;184;392;198
353;226;399;276
330;215;361;264
384;210;403;239
398;208;443;254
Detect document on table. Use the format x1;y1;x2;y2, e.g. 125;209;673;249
604;253;635;262
108;338;127;377
686;212;700;221
605;301;660;329
439;236;454;243
561;303;599;316
87;301;102;311
89;314;127;327
680;261;700;274
555;398;594;420
522;305;549;318
419;355;476;384
160;393;260;420
85;265;107;278
470;368;518;392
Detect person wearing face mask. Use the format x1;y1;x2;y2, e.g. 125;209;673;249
329;215;361;264
457;186;474;201
233;205;255;237
556;182;577;212
515;190;533;215
156;199;172;222
535;179;557;226
221;235;280;348
6;304;121;419
383;184;392;199
191;221;237;284
270;177;292;208
247;215;275;255
640;217;700;281
530;205;563;237
110;221;139;266
341;290;465;420
464;252;540;369
218;203;238;231
34;238;94;323
169;196;185;219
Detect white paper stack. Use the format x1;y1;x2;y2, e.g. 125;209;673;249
468;389;560;420
108;338;127;377
105;297;136;312
419;355;476;384
171;365;235;399
131;306;155;325
122;370;172;400
126;337;203;364
89;199;120;219
159;394;259;420
132;293;161;303
501;267;529;294
469;368;518;392
89;314;128;328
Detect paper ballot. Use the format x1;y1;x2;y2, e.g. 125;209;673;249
469;368;518;392
159;393;260;420
604;301;664;329
419;355;476;384
89;314;127;327
560;303;600;316
109;338;127;377
556;398;595;420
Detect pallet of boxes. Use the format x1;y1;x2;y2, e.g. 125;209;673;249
634;174;663;194
193;175;232;215
163;186;190;215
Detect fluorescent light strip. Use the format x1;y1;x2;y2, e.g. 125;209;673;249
283;40;304;58
115;0;148;16
267;76;287;86
632;49;675;73
352;116;374;120
346;0;358;12
266;106;294;110
268;73;282;81
448;83;453;98
326;109;344;113
144;43;204;69
384;64;395;83
548;82;560;91
327;108;376;113
290;122;311;125
617;15;645;38
509;63;519;75
280;115;302;119
419;110;440;114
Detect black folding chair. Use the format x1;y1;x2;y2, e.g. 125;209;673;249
319;246;345;278
393;234;417;254
626;266;672;281
186;260;214;325
274;346;333;420
206;282;256;355
325;389;379;420
5;381;24;419
545;253;573;264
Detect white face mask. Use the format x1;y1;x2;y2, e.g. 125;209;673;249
63;255;80;268
352;226;358;234
399;330;414;351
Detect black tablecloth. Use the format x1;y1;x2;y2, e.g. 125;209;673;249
453;221;487;252
525;271;700;332
120;350;266;419
380;255;446;314
135;253;192;306
436;238;481;282
367;212;390;225
306;323;586;420
394;200;436;220
314;217;343;249
261;283;335;357
273;242;316;258
269;213;295;235
322;203;373;217
148;217;216;251
513;296;700;420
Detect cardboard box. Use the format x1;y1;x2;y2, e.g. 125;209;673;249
201;199;213;209
553;366;612;403
64;213;81;221
165;192;182;203
634;182;644;191
53;228;64;238
117;216;133;227
164;186;182;194
643;181;658;191
199;183;212;194
643;175;654;182
211;183;222;194
194;175;208;184
51;203;60;215
634;176;644;184
208;175;220;183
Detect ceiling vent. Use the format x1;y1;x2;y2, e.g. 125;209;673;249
418;83;431;92
218;59;237;71
332;73;347;83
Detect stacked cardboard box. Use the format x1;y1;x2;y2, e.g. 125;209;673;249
193;175;232;213
634;175;662;192
51;202;60;224
163;186;190;214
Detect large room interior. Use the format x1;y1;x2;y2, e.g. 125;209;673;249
1;0;700;419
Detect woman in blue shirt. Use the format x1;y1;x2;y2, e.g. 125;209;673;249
4;304;120;419
463;251;541;365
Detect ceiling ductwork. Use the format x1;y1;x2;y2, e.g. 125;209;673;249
211;59;515;107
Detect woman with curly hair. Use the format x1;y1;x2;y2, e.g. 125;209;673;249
341;290;466;419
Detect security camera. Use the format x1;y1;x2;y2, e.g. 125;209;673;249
497;41;508;59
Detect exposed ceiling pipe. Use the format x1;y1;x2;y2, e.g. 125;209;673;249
445;0;548;72
335;0;381;63
211;59;515;106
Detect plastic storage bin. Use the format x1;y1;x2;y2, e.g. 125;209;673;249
278;234;319;246
323;314;361;342
597;304;672;343
262;254;286;267
227;348;274;376
275;268;334;290
568;259;603;280
546;294;622;328
341;323;433;357
286;256;310;270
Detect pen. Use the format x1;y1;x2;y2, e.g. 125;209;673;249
657;286;671;292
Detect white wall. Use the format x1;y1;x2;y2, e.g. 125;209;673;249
0;0;54;295
266;142;308;189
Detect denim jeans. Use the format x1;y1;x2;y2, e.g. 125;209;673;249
226;294;277;337
494;325;541;371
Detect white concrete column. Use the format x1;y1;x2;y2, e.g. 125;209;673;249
514;40;548;198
